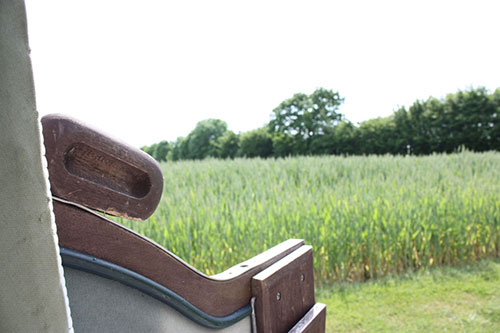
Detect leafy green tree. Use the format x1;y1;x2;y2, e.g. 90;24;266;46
185;119;228;159
393;106;413;154
442;87;497;152
356;116;399;154
271;132;295;157
238;128;273;158
143;86;500;161
269;88;344;153
169;137;188;161
404;99;439;154
490;88;500;150
140;144;156;158
329;120;358;155
153;140;171;161
213;131;240;159
395;87;500;155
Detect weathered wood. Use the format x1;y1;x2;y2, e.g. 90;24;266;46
52;199;304;317
288;303;326;333
42;114;163;220
251;246;315;333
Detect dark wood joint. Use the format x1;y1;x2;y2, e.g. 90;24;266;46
252;245;316;333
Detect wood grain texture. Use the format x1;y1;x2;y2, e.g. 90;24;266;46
251;246;315;333
52;199;304;317
42;114;163;220
288;303;326;333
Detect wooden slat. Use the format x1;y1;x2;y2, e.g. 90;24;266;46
288;303;326;333
252;245;315;333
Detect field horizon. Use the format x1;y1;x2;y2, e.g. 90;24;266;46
117;151;500;285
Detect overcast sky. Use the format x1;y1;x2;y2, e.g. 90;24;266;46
25;0;500;147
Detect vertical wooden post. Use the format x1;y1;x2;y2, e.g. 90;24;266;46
252;245;316;332
0;1;73;331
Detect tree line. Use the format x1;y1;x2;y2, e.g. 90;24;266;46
142;87;500;161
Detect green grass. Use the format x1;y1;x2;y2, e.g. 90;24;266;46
117;151;500;282
318;259;500;332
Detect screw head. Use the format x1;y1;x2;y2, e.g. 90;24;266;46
276;292;281;301
300;274;305;282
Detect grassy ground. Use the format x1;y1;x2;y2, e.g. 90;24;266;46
317;259;500;332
